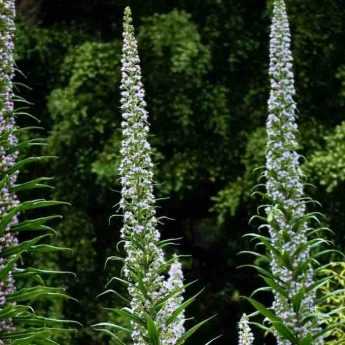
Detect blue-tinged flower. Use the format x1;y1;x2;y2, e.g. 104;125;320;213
158;256;185;345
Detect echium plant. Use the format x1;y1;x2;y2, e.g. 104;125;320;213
0;0;75;343
0;0;18;333
265;1;321;341
95;7;211;345
118;7;185;345
247;0;330;344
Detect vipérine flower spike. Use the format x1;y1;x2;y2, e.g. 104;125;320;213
238;314;254;345
0;1;75;342
263;0;322;343
116;6;186;345
96;8;212;345
0;0;18;332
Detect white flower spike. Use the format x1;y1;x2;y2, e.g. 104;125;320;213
265;0;322;344
119;7;185;345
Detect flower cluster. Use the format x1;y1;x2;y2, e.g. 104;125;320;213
238;314;254;345
119;7;185;345
0;0;18;332
265;0;321;343
157;255;185;345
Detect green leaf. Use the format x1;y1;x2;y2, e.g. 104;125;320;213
2;234;50;257
97;289;129;303
13;215;62;233
166;288;204;326
8;286;72;303
246;298;297;343
92;322;131;334
92;328;126;345
176;315;216;345
111;307;145;326
299;334;313;345
145;315;160;345
8;156;57;174
245;297;279;323
291;289;304;314
272;321;298;344
13;177;54;192
260;275;287;299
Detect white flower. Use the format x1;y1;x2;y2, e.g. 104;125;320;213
238;314;254;345
158;256;185;345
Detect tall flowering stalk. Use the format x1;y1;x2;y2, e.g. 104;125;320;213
96;7;211;345
0;1;75;342
119;6;172;344
247;1;327;344
0;0;18;332
265;1;322;342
